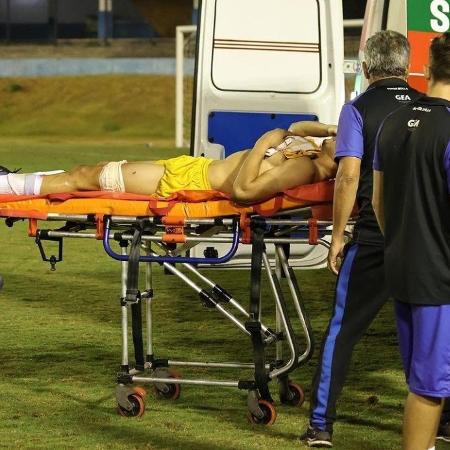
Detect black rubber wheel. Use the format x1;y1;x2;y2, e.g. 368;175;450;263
154;382;181;400
117;394;145;417
280;382;305;407
153;370;181;400
247;399;277;425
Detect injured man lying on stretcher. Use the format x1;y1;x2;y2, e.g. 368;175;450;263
0;121;337;204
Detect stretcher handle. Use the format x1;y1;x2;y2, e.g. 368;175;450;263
102;216;240;264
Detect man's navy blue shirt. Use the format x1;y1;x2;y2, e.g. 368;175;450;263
335;78;421;244
374;96;450;304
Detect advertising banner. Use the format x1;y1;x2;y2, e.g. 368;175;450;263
407;0;449;92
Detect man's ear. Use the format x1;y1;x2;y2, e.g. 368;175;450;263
362;61;370;80
424;64;431;81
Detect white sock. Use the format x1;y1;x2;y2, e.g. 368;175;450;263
0;173;41;195
0;170;64;195
0;174;14;194
428;446;435;450
32;175;43;195
5;173;26;194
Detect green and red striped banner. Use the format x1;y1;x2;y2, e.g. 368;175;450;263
407;0;449;92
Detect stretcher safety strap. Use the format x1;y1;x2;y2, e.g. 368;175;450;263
247;222;272;401
126;222;145;371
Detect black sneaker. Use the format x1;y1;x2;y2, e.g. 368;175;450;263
300;427;333;447
437;421;450;442
0;165;20;176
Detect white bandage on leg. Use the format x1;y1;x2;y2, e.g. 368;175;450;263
0;171;64;195
12;173;44;195
5;173;26;194
98;160;127;192
24;174;43;195
0;173;21;194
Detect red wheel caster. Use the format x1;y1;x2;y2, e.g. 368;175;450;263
247;399;277;425
117;393;145;418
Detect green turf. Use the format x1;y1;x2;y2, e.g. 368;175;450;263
0;76;175;140
0;138;423;450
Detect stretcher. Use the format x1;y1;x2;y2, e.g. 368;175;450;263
0;179;339;425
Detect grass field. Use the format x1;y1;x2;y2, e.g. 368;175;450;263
0;76;436;449
0;76;175;141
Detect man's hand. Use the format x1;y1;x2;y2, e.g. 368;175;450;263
327;125;337;136
288;121;337;138
327;236;345;275
258;128;288;148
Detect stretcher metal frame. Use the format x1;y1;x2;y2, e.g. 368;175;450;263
3;198;336;424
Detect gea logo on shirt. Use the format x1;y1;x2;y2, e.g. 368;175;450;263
431;0;450;32
395;94;411;101
407;119;421;128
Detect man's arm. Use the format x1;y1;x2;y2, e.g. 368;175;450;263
232;157;318;204
327;103;364;275
328;156;360;274
288;121;337;137
232;128;288;203
372;170;385;234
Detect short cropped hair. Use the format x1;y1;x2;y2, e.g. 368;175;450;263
429;33;450;83
364;30;410;78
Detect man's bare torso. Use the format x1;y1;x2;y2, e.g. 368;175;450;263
208;149;285;193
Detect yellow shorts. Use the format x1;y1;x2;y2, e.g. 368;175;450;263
154;155;213;197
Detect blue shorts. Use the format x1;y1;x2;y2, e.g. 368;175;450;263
395;301;450;397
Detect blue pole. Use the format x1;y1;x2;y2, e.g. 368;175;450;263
107;0;113;39
98;0;107;41
192;0;199;25
98;0;113;42
6;0;11;42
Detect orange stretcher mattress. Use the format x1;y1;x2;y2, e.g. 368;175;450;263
0;180;334;220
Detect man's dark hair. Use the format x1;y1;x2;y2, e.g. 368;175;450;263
429;33;450;84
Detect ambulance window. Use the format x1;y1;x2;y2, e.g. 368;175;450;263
211;0;322;94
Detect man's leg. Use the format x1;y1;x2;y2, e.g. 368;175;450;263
0;164;104;196
403;393;442;450
40;164;104;194
0;160;165;196
306;243;387;438
42;161;165;195
436;398;450;442
397;303;450;450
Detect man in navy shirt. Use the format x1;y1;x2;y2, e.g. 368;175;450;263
373;33;450;450
301;30;424;447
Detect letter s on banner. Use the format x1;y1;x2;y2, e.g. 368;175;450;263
430;0;450;32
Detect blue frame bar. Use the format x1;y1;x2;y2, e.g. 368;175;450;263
102;217;241;264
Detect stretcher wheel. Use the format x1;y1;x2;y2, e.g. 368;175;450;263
132;386;147;399
117;393;145;418
153;369;181;400
247;399;277;425
280;382;305;407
